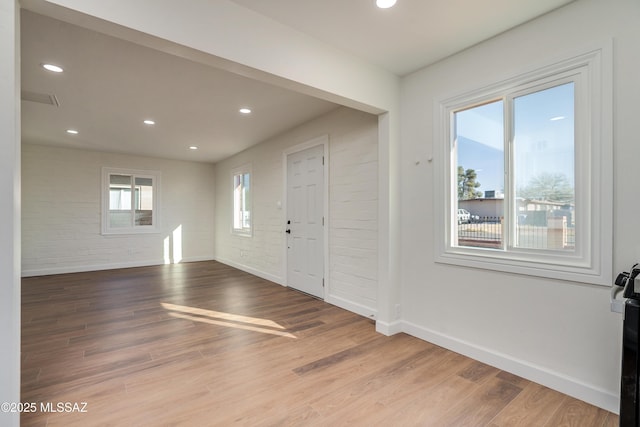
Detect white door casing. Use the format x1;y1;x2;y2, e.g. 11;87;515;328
285;140;326;299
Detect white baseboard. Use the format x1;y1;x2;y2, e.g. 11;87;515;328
326;294;376;321
401;320;619;414
213;259;379;323
375;319;403;336
213;256;284;285
21;256;214;277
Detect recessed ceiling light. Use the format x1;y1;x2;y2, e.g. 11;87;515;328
143;119;155;125
376;0;397;8
66;129;78;135
42;63;64;73
239;108;252;114
189;146;198;150
550;116;566;121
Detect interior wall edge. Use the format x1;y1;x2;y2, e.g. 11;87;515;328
0;1;21;425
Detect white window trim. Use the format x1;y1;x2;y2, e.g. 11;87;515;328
433;43;612;285
101;167;161;235
231;163;252;237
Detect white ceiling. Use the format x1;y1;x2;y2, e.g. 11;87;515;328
20;10;339;163
231;0;575;76
21;0;574;163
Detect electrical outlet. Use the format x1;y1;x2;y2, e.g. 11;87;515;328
611;299;625;314
611;283;626;314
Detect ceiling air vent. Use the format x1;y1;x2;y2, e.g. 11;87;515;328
21;90;60;107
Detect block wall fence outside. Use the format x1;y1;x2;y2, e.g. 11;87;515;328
21;144;215;276
214;107;379;316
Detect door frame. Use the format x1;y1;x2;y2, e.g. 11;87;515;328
282;134;329;300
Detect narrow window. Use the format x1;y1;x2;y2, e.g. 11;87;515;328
232;165;252;236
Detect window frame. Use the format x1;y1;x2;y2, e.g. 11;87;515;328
101;167;161;235
433;46;612;285
231;163;252;237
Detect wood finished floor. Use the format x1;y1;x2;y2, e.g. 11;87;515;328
22;261;618;426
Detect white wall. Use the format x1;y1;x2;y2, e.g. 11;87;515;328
22;144;215;276
0;1;20;425
9;0;633;417
215;107;379;317
399;0;639;412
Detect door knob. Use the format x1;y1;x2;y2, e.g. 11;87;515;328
286;229;291;234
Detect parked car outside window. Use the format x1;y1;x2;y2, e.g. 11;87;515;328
458;209;470;224
458;209;480;224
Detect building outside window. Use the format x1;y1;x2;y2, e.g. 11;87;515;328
434;47;612;285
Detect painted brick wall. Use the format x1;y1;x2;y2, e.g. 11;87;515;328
328;126;378;313
214;107;378;317
22;144;215;276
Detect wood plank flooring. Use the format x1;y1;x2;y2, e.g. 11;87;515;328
21;261;618;426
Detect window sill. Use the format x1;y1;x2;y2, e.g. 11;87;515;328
436;248;608;286
102;228;160;236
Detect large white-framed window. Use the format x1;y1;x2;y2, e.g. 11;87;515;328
434;46;612;285
231;164;252;236
102;167;160;235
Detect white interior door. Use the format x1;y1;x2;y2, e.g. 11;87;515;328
286;144;324;299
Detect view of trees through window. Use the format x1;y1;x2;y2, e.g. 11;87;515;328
454;82;575;251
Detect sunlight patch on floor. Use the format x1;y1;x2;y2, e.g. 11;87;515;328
161;302;297;339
